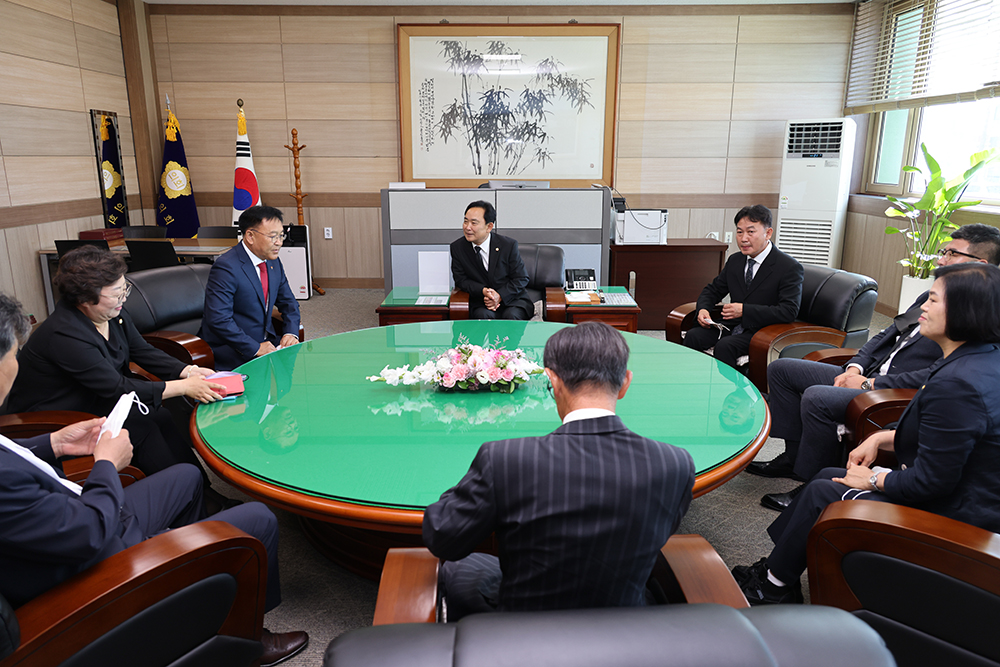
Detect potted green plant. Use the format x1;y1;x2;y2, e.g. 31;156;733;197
885;143;997;311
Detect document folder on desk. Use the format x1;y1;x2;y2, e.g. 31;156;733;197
208;373;245;399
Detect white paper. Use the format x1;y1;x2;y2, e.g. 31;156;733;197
418;251;451;294
415;295;448;305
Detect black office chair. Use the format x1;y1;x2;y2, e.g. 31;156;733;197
122;226;168;239
198;226;240;239
125;240;181;272
55;239;110;258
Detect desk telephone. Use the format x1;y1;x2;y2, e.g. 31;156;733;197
566;268;597;291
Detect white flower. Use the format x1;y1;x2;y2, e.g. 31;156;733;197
400;370;420;385
436;357;452;373
476;369;491;384
380;365;408;386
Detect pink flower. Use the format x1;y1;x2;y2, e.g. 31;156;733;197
488;367;502;382
452;364;470;380
441;373;456;388
501;367;515;382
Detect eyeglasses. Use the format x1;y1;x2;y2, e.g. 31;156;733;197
938;247;982;261
249;229;287;243
103;281;132;304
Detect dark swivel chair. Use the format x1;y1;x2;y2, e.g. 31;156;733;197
125;239;181;272
122;226;168;239
54;239;110;259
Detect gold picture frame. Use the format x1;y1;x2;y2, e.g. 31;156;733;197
398;23;620;188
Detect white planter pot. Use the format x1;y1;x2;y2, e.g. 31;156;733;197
899;275;934;314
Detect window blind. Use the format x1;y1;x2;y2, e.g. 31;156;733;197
844;0;1000;115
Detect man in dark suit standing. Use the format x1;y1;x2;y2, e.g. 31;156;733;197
202;206;301;371
0;294;307;666
684;205;804;369
423;322;695;620
450;200;534;320
749;223;1000;511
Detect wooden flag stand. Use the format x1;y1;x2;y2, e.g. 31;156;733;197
285;128;324;295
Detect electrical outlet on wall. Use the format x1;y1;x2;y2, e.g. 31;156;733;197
324;227;332;239
708;232;719;240
725;231;733;244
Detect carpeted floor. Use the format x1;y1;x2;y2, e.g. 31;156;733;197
203;291;893;665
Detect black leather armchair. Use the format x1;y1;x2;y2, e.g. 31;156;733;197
809;500;1000;667
325;604;895;667
450;243;566;321
668;264;878;394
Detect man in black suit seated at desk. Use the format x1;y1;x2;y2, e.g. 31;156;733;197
684;205;804;370
423;322;696;621
450;200;534;320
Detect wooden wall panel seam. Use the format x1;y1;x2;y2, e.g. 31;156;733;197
147;4;855;17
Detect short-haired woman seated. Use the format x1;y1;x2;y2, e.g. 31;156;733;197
732;262;1000;604
7;247;231;506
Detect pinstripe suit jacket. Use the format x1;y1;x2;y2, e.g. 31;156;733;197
423;415;696;612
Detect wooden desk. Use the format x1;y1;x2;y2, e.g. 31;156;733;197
376;288;450;326
609;240;728;330
561;287;641;333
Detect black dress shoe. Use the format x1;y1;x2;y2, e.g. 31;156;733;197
204;486;243;516
261;629;309;667
745;453;801;480
760;483;806;512
732;559;803;606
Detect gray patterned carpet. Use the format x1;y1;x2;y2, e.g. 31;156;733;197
203;290;893;665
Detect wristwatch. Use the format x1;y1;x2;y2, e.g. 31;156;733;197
869;473;880;491
860;379;873;391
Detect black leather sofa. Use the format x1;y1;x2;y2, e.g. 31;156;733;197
324;604;896;667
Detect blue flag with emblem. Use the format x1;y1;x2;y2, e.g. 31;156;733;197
98;114;127;228
156;109;200;237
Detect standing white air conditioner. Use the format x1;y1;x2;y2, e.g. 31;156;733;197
775;119;856;268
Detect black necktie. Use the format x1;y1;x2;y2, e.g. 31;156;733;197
745;258;755;287
476;246;487;271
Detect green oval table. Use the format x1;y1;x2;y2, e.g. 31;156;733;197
192;320;770;578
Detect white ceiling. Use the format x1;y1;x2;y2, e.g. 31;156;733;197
146;0;852;6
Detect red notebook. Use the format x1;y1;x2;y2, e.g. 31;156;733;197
211;374;245;399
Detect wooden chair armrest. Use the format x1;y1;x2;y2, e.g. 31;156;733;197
143;330;214;368
656;534;749;608
844;388;918;444
449;290;470;320
802;348;861;366
372;548;439;625
747;323;848;394
9;521;267;667
0;411;95;439
665;302;698;344
808;501;1000;609
128;362;160;382
61;456;146;487
543;286;566;322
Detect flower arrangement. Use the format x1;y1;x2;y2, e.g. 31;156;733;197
366;336;543;394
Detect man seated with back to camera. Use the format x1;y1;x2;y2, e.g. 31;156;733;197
450;200;534;320
0;294;308;667
684;205;804;370
747;223;1000;512
423;322;696;620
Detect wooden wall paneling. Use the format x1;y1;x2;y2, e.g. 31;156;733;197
4;224;46;320
171;83;288;119
0;106;93;157
724;207;743;255
620;45;736;83
0;1;79;67
878;213;906;311
123;154;140;195
179;119;291;157
279;16;394;44
298;157;400;192
170;43;285;82
688;208;728;241
617;120;730;158
727;120;786;158
118;115;135;157
854;212;891;304
725;157;782;193
81;70;130;114
185;156;292;193
128;208;144;226
393;14;508;25
619;83;734;121
75;23;126;77
344;207;382;278
308;207;348;278
284;83;397;120
622;15;739;44
195;206;233;227
841;211;866;276
149;13;166;42
71;0;120;35
286;120;399;158
616;158;727;194
736;15;854;44
164;15;280;43
0;159;10;207
666;207;691;238
4;156;99;207
0;52;87;111
141;208;156;226
0;230;15;296
508;15;623;24
730;83;845;121
734;43;848;83
152;42;171;82
117;0;158;210
282;43;396;83
35;219;70;249
7;0;73;21
63;214;102;238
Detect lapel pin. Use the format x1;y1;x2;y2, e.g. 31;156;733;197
118;318;123;324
